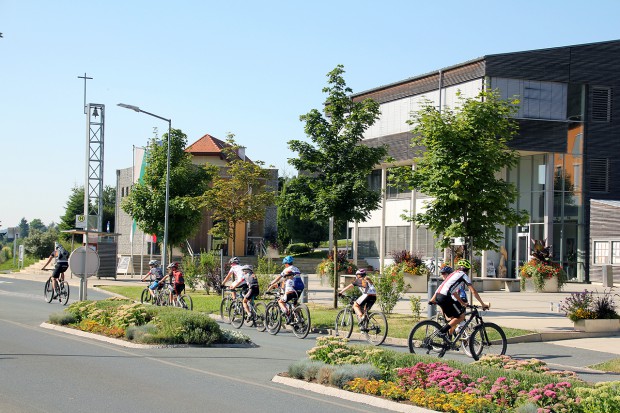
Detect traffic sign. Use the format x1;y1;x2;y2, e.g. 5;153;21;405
69;247;100;278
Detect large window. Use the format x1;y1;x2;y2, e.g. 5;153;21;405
358;227;380;258
491;77;567;120
386;170;412;199
613;242;620;265
593;241;610;264
385;226;410;254
367;170;381;193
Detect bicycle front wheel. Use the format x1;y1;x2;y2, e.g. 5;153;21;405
59;281;70;305
254;302;267;332
408;320;444;355
291;304;311;339
468;322;507;361
229;301;245;329
179;295;193;310
141;288;152;304
265;302;281;335
334;309;353;338
364;312;388;346
220;297;232;323
44;279;54;303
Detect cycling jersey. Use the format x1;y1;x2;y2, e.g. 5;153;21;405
228;265;247;286
283;278;295;294
436;270;471;297
352;278;376;295
280;265;300;277
243;271;259;288
147;267;164;281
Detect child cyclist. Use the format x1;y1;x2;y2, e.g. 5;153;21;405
221;257;246;299
141;260;164;299
337;268;377;330
239;265;259;318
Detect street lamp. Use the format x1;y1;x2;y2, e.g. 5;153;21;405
118;103;172;270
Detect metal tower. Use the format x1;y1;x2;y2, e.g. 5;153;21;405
85;103;105;231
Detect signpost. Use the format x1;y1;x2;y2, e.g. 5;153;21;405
69;247;100;279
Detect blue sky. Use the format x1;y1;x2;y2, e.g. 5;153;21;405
1;0;620;228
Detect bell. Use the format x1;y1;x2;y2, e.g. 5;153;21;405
92;107;99;118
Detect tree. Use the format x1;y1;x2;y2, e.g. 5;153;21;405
282;65;387;307
29;218;46;232
398;90;528;253
58;186;116;241
18;218;29;238
122;128;214;259
200;134;276;256
23;228;58;258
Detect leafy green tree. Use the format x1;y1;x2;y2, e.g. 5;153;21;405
29;218;46;232
23;228;58;258
18;218;29;238
398;90;528;253
282;65;387;307
122;128;214;259
58;186;116;241
200;134;276;256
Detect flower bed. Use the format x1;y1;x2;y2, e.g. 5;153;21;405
519;239;566;292
293;336;613;412
560;289;620;331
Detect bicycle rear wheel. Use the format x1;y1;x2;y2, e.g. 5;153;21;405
334;309;353;338
179;295;193;310
44;279;54;303
59;281;70;305
254;302;267;332
408;320;445;355
468;322;507;361
265;302;281;335
141;288;152;304
291;304;311;339
364;311;388;346
229;301;245;329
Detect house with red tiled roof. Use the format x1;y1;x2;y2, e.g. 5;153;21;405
115;133;277;271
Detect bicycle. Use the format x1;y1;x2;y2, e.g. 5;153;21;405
432;308;480;357
166;283;193;310
140;279;162;304
408;304;507;361
264;290;311;339
219;287;240;323
335;294;388;346
43;270;70;305
228;294;266;332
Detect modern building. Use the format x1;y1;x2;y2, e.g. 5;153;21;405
349;39;620;284
115;133;277;271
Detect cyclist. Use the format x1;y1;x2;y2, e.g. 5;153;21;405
240;265;259;319
221;257;245;300
337;268;377;330
430;259;488;339
41;243;69;295
163;262;185;304
268;256;303;297
141;260;164;299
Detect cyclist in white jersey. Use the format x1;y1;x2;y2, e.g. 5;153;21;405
221;257;246;300
338;268;377;326
429;259;488;338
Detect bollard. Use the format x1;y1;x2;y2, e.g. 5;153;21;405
602;265;614;288
427;277;439;318
301;274;309;303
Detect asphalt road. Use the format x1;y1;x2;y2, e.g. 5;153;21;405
0;277;394;413
0;277;619;413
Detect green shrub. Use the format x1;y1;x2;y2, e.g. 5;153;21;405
48;311;76;325
330;364;381;388
0;246;12;263
410;295;422;323
126;324;158;342
576;381;620;413
288;359;327;381
219;329;251;344
374;271;405;314
154;310;222;345
287;244;311;254
256;255;283;275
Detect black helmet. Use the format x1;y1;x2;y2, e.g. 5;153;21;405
229;257;240;265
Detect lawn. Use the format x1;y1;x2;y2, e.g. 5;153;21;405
98;285;532;340
589;358;620;373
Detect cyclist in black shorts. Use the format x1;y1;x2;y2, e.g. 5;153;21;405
337;268;377;326
240;265;259;318
42;243;69;294
429;259;488;339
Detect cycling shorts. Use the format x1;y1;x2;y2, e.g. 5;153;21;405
243;285;259;300
149;281;160;291
173;283;185;295
281;291;298;304
355;294;376;312
436;293;465;319
52;263;69;278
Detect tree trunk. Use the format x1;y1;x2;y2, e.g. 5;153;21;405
332;223;340;309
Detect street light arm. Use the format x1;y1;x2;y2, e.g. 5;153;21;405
117;103;171;123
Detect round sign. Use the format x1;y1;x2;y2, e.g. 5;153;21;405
69;247;100;278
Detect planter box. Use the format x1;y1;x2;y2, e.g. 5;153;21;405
574;319;620;333
403;273;427;293
522;276;559;293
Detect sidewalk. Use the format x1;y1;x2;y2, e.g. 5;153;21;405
5;269;620;354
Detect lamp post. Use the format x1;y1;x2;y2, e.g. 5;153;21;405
118;103;172;270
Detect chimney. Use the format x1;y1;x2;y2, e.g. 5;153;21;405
237;146;246;161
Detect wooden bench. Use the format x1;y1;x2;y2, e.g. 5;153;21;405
474;277;521;292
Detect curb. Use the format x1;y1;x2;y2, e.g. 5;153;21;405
272;375;438;413
40;322;161;348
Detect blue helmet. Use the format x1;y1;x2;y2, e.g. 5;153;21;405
440;266;453;274
282;255;294;265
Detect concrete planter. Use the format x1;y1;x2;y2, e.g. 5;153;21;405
403;273;427;293
522;276;559;293
574;319;620;333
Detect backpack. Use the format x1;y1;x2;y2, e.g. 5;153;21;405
293;275;305;291
57;247;69;261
